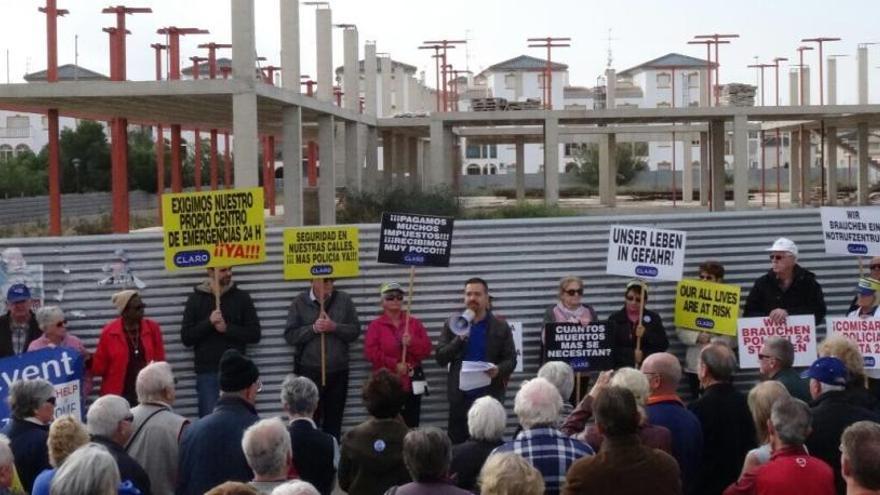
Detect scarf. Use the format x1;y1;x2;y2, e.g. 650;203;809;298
553;302;592;325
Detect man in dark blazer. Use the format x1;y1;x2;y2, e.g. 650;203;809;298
436;277;517;444
0;284;41;357
281;374;336;495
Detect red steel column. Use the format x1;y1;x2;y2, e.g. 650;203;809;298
171;128;182;192
40;0;67;235
209;130;219;189
224;133;232;188
267;136;276;215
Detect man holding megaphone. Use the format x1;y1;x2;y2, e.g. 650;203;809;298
436;277;517;444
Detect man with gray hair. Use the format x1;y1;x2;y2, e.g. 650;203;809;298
840;421;880;495
0;435;16;494
87;394;152;495
450;396;506;492
125;361;190;495
493;377;593;495
243;418;292;494
757;336;810;402
723;398;834;495
802;357;880;494
690;343;755;495
0;378;54;492
538;361;575;418
281;374;336;495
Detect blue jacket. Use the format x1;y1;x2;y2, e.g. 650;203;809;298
646;398;703;495
0;418;49;493
176;395;258;495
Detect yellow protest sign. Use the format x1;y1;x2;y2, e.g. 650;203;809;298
162;187;266;271
674;279;740;336
283;226;360;280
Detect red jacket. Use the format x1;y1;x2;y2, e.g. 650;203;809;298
364;313;432;391
92;317;166;396
723;446;835;495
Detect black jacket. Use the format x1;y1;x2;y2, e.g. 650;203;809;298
607;307;669;369
0;418;49;493
806;390;880;495
92;435;152;495
743;264;827;323
435;312;517;407
180;282;261;373
0;311;41;358
688;382;756;495
450;438;503;491
289;419;337;495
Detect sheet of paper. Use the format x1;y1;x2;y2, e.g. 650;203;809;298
459;361;494;391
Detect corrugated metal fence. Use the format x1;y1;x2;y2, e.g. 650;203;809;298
0;208;860;432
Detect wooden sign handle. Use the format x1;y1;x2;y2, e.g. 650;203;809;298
401;266;416;364
317;278;327;387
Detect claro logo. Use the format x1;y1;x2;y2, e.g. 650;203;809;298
847;244;869;255
695;318;715;329
174;250;210;268
404;254;426;264
310;265;333;276
635;265;659;277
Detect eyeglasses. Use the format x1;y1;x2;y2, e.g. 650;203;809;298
758;353;775;361
383;294;404;301
625;296;642;303
769;254;787;261
54;320;68;328
128;303;145;311
564;288;584;296
45;397;56;405
698;275;715;281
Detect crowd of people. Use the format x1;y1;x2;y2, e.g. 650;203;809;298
0;237;877;494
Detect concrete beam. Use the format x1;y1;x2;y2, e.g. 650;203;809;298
315;8;332;102
858;46;869;105
515;136;525;201
282;106;303;226
407;136;419;190
790;131;801;205
699;132;709;206
345;122;360;192
382;130;393;185
318;114;336;224
380;56;392;117
599;134;617;206
826;126;837;205
428;120;446;187
231;0;259;187
544;116;560;206
342;27;358;111
364;43;378;116
800;128;811;205
682;133;693;202
364;126;379;191
279;0;300;91
710;120;726;211
827;57;837;106
733;114;749;209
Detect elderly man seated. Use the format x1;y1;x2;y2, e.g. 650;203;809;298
723;398;834;495
493;377;593;495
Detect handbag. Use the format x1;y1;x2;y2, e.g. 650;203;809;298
410;366;429;396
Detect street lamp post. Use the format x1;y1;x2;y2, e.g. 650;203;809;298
71;157;81;193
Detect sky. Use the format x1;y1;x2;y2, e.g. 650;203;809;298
2;0;879;105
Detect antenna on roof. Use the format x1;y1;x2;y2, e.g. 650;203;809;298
606;28;617;69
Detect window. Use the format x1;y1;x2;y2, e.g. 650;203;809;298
488;145;497;159
466;145;481;159
688;73;700;88
504;74;517;90
6;116;28;128
466;164;481;175
657;161;671;171
0;144;12;161
657;101;672;108
538;73;547;89
656;73;671;88
14;144;30;156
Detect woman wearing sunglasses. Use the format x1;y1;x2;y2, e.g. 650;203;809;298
543;276;597;328
93;290;165;406
364;281;432;427
607;280;668;369
28;305;93;398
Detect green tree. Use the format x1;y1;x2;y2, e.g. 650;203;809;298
573;141;648;186
59;120;111;193
0;149;47;198
128;127;159;193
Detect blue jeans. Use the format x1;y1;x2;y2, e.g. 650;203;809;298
196;372;220;418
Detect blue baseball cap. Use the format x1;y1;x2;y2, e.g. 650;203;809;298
6;284;31;303
800;356;848;386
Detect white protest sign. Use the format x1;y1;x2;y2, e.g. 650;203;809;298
820;206;880;256
509;321;524;373
737;315;817;369
827;317;880;369
606;225;686;281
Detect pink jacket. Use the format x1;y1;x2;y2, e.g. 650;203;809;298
364;313;432;391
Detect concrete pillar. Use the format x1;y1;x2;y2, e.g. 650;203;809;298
318;115;336;224
682;133;693;202
407;136;419;190
710;120;726;211
345;122;360;192
279;0;300;90
428;120;446;187
380;56;393;116
282;107;303;226
699;132;710;206
599;134;617;206
381;130;393;185
801;67;811;105
315;8;332;102
800;129;811;204
789;70;799;106
364;127;379;191
446;128;458;188
790;131;801;205
515;136;525;201
605;69;616;109
858;46;869;105
343;27;358;110
392;64;405;114
393;133;407;187
364;42;378;115
733;114;749;209
827;57;837;105
857;123;869;205
231;0;259;187
826;126;837;205
543;117;560;205
700;69;709;107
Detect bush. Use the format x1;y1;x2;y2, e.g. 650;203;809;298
465;201;578;220
337;186;461;223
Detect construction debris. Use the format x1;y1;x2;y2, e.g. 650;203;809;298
471;97;542;111
719;83;757;107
